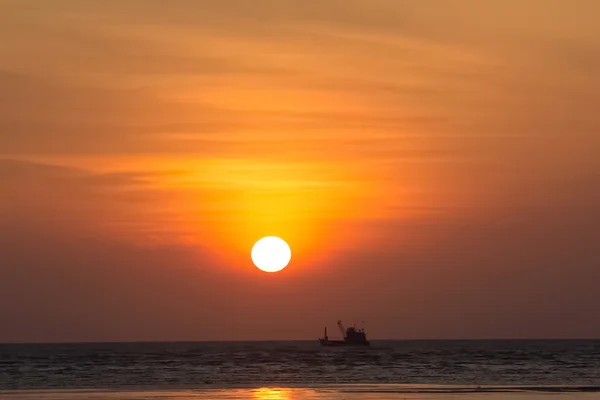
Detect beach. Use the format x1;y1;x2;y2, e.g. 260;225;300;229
3;387;600;400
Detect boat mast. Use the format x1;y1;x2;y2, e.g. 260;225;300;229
337;320;346;339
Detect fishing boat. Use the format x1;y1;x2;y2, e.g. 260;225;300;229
319;320;370;346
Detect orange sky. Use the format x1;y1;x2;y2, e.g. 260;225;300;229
1;0;599;341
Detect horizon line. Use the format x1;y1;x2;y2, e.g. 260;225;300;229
2;337;599;345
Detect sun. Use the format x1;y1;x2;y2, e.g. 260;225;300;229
251;236;291;273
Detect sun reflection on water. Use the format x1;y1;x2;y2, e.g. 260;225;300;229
251;387;293;400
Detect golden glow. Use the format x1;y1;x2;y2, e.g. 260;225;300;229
251;236;292;273
252;388;292;400
24;155;390;264
166;157;388;267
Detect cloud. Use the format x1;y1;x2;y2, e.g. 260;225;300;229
0;159;181;243
0;71;240;155
2;0;599;168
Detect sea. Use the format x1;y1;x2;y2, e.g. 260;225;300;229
1;340;599;399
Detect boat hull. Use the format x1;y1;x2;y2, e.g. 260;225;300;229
319;338;370;346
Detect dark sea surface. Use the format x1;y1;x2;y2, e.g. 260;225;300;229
1;340;599;390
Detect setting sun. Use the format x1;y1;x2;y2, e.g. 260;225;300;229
251;236;292;273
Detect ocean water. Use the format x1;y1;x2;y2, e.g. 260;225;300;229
1;340;599;391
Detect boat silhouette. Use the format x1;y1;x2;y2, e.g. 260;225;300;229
319;320;370;346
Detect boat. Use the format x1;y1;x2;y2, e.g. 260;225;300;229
319;320;370;346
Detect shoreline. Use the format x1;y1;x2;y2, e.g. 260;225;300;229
4;384;600;393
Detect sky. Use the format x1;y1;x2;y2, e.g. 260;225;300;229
1;0;599;342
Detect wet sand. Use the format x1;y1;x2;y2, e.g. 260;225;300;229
3;386;600;400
